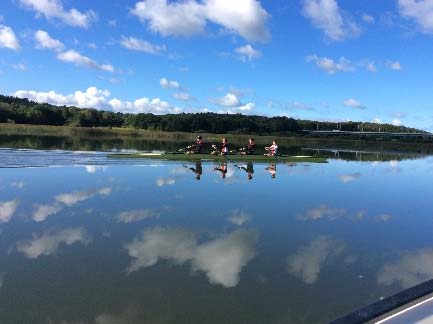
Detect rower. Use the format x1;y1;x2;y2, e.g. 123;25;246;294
266;163;277;178
264;140;278;156
184;161;203;180
187;135;204;154
211;138;229;156
214;162;228;178
236;162;254;180
239;138;257;155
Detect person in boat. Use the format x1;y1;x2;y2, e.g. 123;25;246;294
211;138;229;156
236;162;254;180
239;138;257;155
264;140;278;156
214;162;228;178
266;163;276;178
184;161;203;180
186;135;204;154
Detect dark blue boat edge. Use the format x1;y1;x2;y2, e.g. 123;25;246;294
330;279;433;324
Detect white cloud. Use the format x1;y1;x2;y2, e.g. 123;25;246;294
0;25;21;51
130;0;270;42
11;181;25;188
392;119;402;126
343;98;366;109
306;55;354;74
111;97;181;114
13;86;182;114
227;209;251;226
235;44;262;62
57;50;114;72
366;62;376;72
32;203;62;222
339;172;361;183
376;213;392;222
16;227;91;259
125;228;257;287
302;0;360;41
18;0;96;28
155;177;176;186
237;102;255;112
362;14;375;24
399;0;433;34
387;60;402;71
55;187;112;206
84;165;107;173
35;30;64;51
12;63;27;71
160;77;181;90
120;36;166;55
287;236;345;284
116;209;160;223
0;200;19;223
298;204;345;221
212;92;242;107
378;248;433;288
173;92;192;101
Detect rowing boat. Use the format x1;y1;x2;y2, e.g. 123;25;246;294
108;152;328;163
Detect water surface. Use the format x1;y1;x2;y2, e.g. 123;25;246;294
1;150;433;323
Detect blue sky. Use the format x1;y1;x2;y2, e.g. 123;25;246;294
1;0;433;130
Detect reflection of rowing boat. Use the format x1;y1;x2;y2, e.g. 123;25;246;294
108;152;328;163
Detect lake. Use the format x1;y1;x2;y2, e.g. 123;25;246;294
1;143;433;323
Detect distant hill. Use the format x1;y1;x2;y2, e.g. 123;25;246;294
0;94;425;135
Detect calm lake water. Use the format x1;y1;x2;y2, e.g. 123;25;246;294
1;146;433;323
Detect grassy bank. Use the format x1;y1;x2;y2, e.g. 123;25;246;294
1;123;433;155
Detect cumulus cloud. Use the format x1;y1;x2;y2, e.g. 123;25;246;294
387;60;402;71
227;209;251;226
32;203;62;222
302;0;360;41
160;77;181;90
378;248;433;288
34;30;64;51
55;187;112;206
306;55;354;74
287;236;345;284
0;200;19;223
339;172;361;183
0;25;20;51
125;228;257;287
13;86;183;114
212;92;242;107
343;98;366;109
131;0;269;42
235;44;262;62
57;49;114;72
298;204;346;221
120;36;166;55
16;227;91;259
18;0;96;28
112;97;181;114
398;0;433;34
116;209;160;223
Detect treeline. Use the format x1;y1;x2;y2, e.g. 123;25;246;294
0;94;423;135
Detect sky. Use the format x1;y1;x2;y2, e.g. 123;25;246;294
1;0;433;130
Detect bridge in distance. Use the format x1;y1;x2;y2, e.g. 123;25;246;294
302;130;433;138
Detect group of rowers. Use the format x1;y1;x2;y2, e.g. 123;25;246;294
184;160;278;180
184;135;278;156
